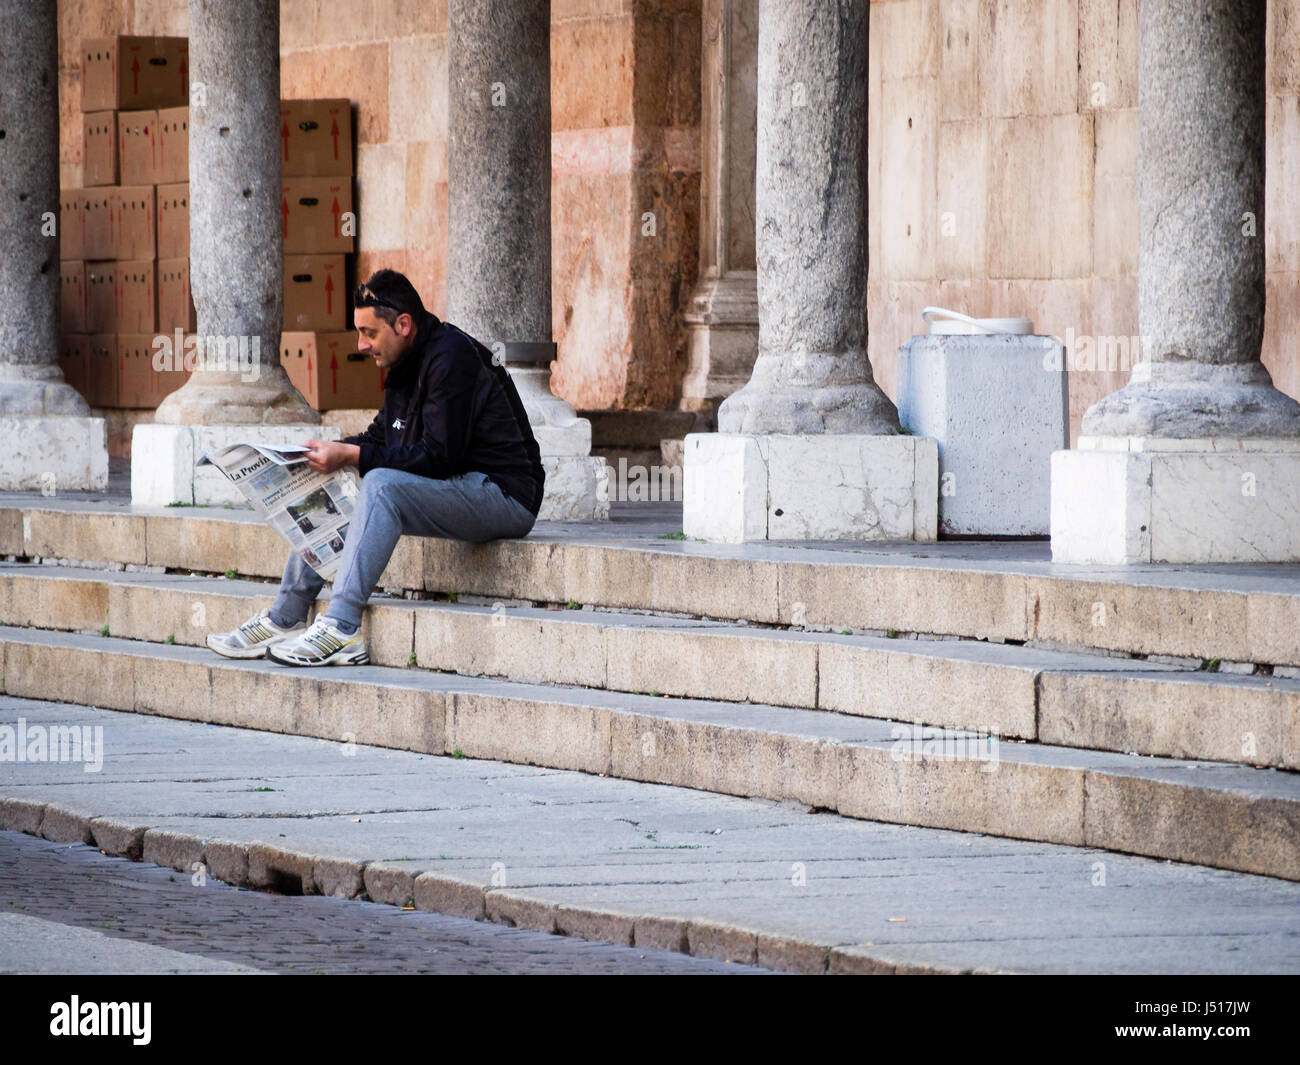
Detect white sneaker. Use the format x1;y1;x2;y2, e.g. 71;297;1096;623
265;614;369;667
206;608;307;659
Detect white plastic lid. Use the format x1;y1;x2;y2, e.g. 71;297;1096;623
921;307;1033;335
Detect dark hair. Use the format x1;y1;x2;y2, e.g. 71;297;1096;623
355;269;425;328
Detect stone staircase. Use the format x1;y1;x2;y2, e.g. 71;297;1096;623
1;497;1296;890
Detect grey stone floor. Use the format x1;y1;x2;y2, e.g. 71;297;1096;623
1;696;1296;975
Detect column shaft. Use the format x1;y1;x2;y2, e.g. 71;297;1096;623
447;0;551;345
153;0;315;425
0;0;85;416
1082;0;1300;439
717;0;895;435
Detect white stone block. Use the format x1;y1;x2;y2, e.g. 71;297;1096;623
0;416;108;491
539;455;609;521
1051;437;1300;563
683;432;938;543
898;333;1067;535
131;424;339;506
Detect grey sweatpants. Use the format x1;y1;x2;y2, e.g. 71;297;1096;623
271;467;537;630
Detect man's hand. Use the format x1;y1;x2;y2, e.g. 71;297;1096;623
303;439;360;474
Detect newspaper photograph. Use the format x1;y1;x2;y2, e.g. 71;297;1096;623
197;443;360;580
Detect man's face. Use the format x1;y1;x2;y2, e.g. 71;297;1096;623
355;306;415;370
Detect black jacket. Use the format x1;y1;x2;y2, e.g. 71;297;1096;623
342;311;546;516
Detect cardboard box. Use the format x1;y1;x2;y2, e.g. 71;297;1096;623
281;331;382;411
280;99;353;177
82;111;119;187
87;334;118;407
282;177;354;254
157;106;189;184
58;334;91;400
117;333;185;408
82;37;189;112
60;261;87;334
284;254;346;331
115;260;157;334
85;262;117;332
114;186;156;260
157;258;196;334
82;189;114;260
155;182;189;259
118;109;159;185
60;190;89;261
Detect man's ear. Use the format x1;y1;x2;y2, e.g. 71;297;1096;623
398;313;414;337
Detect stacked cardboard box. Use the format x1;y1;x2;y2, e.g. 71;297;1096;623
279;98;377;411
60;35;192;408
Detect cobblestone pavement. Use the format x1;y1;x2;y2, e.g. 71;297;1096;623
0;832;771;975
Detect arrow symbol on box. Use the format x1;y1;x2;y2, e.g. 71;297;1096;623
330;352;339;393
330;118;340;159
282;121;290;161
131;56;140;94
325;273;334;313
330;196;340;236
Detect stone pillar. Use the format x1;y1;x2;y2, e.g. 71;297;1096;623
680;0;759;420
447;0;606;520
683;0;936;542
133;0;333;505
1051;0;1300;563
0;1;107;490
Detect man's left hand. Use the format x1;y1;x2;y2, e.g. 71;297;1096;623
303;440;361;474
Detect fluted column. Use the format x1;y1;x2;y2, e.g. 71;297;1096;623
152;0;315;425
680;0;759;419
447;0;606;520
1082;0;1300;439
717;0;896;435
0;0;107;489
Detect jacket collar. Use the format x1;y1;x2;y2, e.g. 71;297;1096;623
384;310;439;390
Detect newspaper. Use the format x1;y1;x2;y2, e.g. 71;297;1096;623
197;443;360;580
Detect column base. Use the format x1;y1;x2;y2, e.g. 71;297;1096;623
1050;437;1300;563
131;424;340;506
683;433;938;543
539;455;610;521
0;416;108;491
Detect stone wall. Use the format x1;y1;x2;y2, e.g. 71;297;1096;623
867;0;1300;442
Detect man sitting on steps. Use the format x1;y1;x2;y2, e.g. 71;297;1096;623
206;268;546;666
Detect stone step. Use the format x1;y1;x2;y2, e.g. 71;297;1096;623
3;499;1299;669
2;626;1296;880
2;562;1296;771
8;698;1298;974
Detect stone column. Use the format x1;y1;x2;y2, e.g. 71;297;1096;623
447;0;606;520
0;1;107;490
684;0;936;542
134;0;333;505
679;0;759;420
1051;0;1300;563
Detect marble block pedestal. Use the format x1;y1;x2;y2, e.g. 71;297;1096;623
0;416;108;491
683;433;938;543
131;424;341;506
898;333;1067;536
1051;437;1300;563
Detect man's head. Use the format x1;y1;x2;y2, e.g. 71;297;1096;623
354;269;426;370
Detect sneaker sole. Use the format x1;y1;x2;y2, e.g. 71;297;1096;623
265;646;370;668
